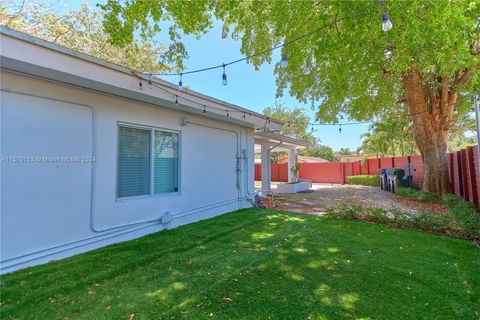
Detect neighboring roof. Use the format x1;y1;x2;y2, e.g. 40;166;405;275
336;155;378;158
0;26;283;131
279;155;329;163
254;132;310;152
299;156;329;162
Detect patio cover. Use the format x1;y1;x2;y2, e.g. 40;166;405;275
254;131;310;192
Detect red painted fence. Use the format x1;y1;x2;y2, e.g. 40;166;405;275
255;145;480;206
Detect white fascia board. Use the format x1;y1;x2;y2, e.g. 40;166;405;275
0;27;283;131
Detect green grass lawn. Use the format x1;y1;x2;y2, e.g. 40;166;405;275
1;209;479;319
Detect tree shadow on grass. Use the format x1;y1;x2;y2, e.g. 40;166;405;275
1;209;479;319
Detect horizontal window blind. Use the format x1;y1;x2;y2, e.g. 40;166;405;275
154;131;179;194
117;126;151;198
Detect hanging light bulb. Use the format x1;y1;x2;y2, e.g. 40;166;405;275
203;105;206;113
311;126;314;132
178;74;183;91
226;110;230;117
339;124;342;133
148;74;153;87
222;64;228;85
175;95;178;104
381;10;392;32
281;53;288;68
139;80;143;90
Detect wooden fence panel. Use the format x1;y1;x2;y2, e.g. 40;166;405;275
344;162;353;178
367;158;380;175
352;161;361;175
299;163;343;184
380;158;393;169
278;164;289;182
409;156;423;187
253;147;478;207
470;146;480;206
452;152;462;196
393;156;409;169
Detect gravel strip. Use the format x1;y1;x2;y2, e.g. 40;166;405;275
272;185;446;215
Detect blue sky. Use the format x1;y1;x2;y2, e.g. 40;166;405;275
52;0;369;152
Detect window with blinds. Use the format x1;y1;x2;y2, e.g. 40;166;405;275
117;125;179;198
154;131;179;194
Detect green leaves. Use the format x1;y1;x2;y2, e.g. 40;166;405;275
101;1;479;120
1;1;174;74
263;102;317;145
301;145;337;162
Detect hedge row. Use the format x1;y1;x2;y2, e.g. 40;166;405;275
326;194;480;240
346;175;380;187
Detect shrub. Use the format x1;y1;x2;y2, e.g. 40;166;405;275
443;194;480;238
327;199;480;240
364;207;391;223
395;187;440;203
347;175;380;187
391;209;412;225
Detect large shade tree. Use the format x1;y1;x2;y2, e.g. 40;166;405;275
0;1;173;73
262;102;316;163
263;102;317;145
100;0;480;194
301;145;337;163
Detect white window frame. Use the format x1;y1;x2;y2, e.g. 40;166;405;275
116;122;181;201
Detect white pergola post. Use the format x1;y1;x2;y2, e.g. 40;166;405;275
260;143;271;192
287;147;298;183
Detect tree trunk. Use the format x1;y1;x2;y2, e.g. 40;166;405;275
400;135;405;157
402;68;457;195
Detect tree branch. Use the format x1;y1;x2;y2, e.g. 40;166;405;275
6;0;25;27
53;27;72;43
379;65;398;75
453;70;470;86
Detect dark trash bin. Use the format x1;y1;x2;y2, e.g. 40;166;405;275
379;168;389;191
398;175;413;188
388;168;413;193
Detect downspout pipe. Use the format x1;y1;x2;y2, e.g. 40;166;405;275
242;128;256;200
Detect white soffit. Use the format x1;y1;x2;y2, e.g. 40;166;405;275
0;26;283;131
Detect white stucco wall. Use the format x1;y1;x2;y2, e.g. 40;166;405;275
0;71;256;273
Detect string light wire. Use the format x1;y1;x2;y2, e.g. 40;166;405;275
133;71;257;119
129;1;396;125
306;106;457;128
149;1;379;77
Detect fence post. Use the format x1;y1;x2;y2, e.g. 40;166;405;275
467;147;478;205
455;151;463;196
459;150;466;197
340;162;345;184
448;153;454;190
462;150;469;200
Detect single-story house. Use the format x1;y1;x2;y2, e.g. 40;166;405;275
0;27;306;273
336;154;378;163
278;155;329;164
